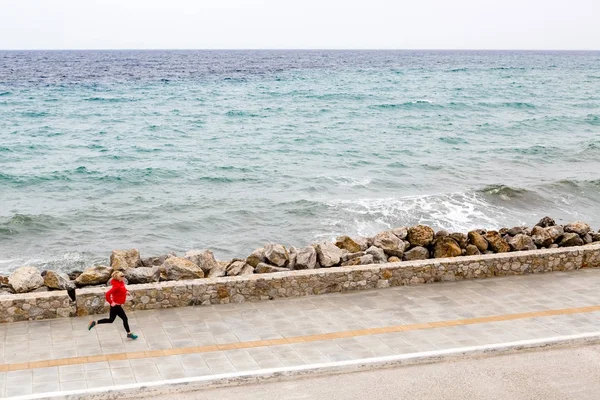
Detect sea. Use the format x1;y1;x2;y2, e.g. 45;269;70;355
1;50;599;273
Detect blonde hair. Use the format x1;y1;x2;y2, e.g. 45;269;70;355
112;271;124;280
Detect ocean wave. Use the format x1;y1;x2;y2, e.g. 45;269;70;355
225;110;263;117
0;214;65;236
0;91;11;96
439;136;469;145
83;97;139;103
368;100;440;110
478;184;531;199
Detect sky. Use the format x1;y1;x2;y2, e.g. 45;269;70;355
1;0;599;50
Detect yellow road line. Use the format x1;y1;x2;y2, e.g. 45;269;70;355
2;304;600;372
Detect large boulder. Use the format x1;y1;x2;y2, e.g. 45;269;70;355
559;233;584;247
142;253;174;268
407;225;435;247
110;249;141;271
484;231;511;253
365;246;387;263
372;231;405;257
315;242;343;267
256;263;289;274
507;226;524;236
124;266;161;284
162;256;204;280
264;244;289;267
545;225;564;242
295;246;318;270
226;260;251;276
433;237;462;258
507;234;537;251
342;254;375;267
239;264;255;275
403;246;429;261
353;237;371;251
465;245;481;256
531;226;553;248
185;250;220;274
564;221;591;236
468;231;488;252
391;226;408;240
449;232;468;249
9;266;44;293
246;247;267;268
207;262;227;278
43;270;75;290
75;265;112;287
335;236;362;253
536;216;556;228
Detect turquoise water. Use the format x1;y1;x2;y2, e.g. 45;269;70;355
1;51;600;272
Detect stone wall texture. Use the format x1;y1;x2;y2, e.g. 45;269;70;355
3;244;600;323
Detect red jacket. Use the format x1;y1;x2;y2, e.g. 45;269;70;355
105;279;128;305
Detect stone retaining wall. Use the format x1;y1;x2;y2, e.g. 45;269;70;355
3;244;600;323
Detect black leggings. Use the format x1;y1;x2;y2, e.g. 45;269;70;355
97;305;130;333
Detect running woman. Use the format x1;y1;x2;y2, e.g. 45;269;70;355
88;270;138;339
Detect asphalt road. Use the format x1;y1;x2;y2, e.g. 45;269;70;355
142;344;600;400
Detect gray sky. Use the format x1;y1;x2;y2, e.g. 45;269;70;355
1;0;598;50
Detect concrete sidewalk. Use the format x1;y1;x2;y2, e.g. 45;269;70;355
2;269;600;398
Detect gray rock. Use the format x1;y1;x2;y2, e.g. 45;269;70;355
295;246;318;270
162;256;205;280
255;263;289;274
468;231;488;252
433;237;462;258
185;250;220;274
335;236;362;253
559;232;584;247
359;254;375;265
240;264;255;275
583;233;593;244
341;251;366;262
391;226;408;240
141;254;173;268
565;221;591;236
407;225;435;247
124;266;161;284
207;263;227;278
365;246;387;263
110;249;141;270
536;216;556;227
507;234;537;251
9;266;45;293
435;230;449;238
403;246;429;261
531;226;554;248
264;244;289;267
372;231;405;257
43;271;75;290
75;265;112;287
449;232;468;249
507;226;524;236
315;242;343;267
288;246;297;270
465;244;481;256
246;247;267;268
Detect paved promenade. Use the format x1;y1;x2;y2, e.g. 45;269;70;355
2;269;600;398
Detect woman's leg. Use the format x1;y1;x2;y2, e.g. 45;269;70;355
97;306;118;324
113;305;131;333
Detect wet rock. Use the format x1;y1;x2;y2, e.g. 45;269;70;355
372;231;405;257
391;227;408;240
295;246;318;270
264;244;289;267
110;249;142;270
433;237;462;258
536;216;556;228
366;246;387;263
162;257;204;280
564;221;591;236
449;232;469;249
315;242;343;267
468;231;488;252
465;245;481;256
531;226;553;248
507;234;537;251
407;225;435;247
255;263;289;274
124;266;161;284
403;246;429;261
185;250;220;274
246;248;267;268
9;266;45;293
335;236;362;253
484;231;511;253
75;265;112;287
559;233;584;247
43;271;75;290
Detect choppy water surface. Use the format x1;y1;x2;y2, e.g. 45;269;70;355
1;50;599;272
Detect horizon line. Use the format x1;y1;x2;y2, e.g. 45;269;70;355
1;48;600;52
